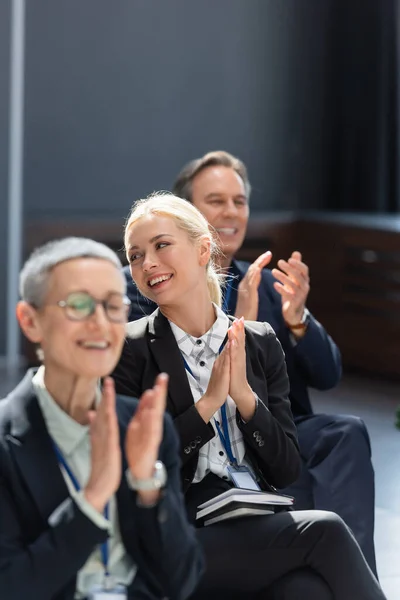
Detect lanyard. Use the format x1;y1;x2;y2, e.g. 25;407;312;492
52;442;110;574
222;279;233;314
181;339;238;467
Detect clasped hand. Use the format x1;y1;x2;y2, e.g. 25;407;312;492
198;318;256;424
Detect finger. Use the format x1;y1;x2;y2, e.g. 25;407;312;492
272;268;300;292
103;377;116;407
103;378;119;440
291;250;302;262
278;259;308;283
273;280;295;297
139;406;163;446
253;251;272;269
137;388;155;417
239;317;246;340
276;260;302;281
96;378;115;422
288;257;309;279
152;375;168;414
220;339;231;364
154;372;169;402
247;271;261;290
95;378;114;425
230;322;239;343
218;341;231;374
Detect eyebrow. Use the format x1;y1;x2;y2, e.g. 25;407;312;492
204;193;247;200
128;233;174;251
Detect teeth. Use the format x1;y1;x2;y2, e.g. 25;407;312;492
149;274;171;287
217;228;236;235
81;341;108;349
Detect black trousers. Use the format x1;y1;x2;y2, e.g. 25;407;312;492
187;474;386;600
283;413;377;576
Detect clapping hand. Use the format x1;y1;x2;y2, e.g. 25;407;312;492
84;377;122;513
125;374;168;503
235;251;272;320
271;251;310;326
228;317;256;422
197;342;230;424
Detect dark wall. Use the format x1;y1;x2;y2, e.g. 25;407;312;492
23;0;333;220
0;0;11;355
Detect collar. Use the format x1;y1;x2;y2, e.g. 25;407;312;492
32;365;100;457
169;304;230;358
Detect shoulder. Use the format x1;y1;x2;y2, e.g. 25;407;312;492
243;320;283;359
125;315;152;340
0;396;13;439
0;371;36;437
243;319;275;338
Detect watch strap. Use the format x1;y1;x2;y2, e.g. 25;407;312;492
284;308;310;330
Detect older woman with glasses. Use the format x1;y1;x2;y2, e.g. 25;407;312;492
0;237;203;600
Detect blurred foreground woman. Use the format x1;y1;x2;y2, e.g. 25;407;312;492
0;237;203;600
113;193;387;600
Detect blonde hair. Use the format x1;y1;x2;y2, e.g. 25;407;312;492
124;192;224;306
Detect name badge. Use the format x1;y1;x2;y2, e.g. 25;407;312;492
88;583;127;600
227;465;261;491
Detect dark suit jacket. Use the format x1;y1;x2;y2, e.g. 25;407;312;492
112;310;301;493
122;261;342;418
0;370;204;600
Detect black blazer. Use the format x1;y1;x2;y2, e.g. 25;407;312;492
112;310;301;493
0;370;204;600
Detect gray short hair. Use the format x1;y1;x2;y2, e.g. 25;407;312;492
19;237;124;307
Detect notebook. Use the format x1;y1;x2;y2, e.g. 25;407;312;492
196;487;294;525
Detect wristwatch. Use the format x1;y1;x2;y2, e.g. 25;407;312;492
285;308;310;332
126;460;167;491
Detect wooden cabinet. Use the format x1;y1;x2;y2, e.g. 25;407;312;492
238;214;400;379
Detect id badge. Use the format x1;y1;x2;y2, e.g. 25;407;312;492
88;583;127;600
227;465;261;491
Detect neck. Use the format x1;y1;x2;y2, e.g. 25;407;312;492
160;286;217;338
43;367;98;425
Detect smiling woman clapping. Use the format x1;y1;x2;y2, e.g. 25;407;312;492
112;193;387;600
0;237;203;600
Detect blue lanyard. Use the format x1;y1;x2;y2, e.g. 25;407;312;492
52;442;110;574
181;341;238;467
222;279;233;314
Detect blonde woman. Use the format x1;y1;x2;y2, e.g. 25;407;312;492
113;193;386;600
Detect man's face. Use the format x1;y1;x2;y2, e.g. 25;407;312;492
190;165;249;262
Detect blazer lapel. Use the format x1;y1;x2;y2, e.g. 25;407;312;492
6;371;70;525
146;310;196;417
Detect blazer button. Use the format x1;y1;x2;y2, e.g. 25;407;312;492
195;436;202;444
259;440;265;447
253;431;260;438
184;446;191;454
190;441;197;449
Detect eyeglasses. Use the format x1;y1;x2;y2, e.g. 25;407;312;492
54;291;131;323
